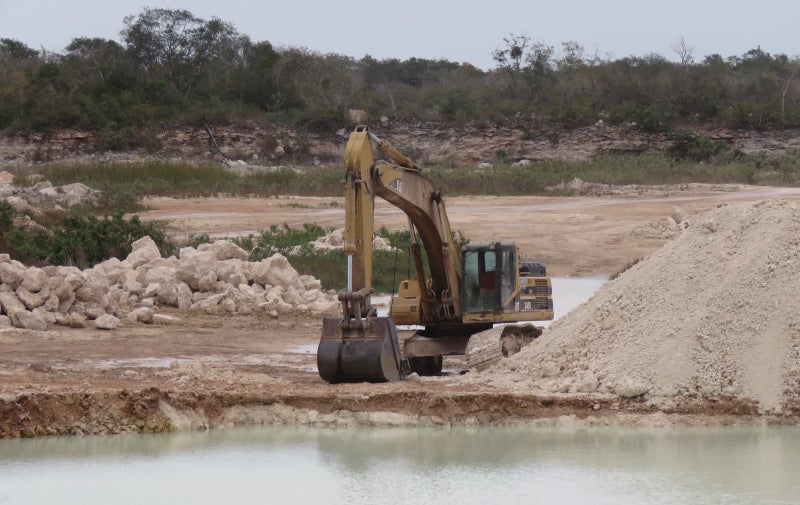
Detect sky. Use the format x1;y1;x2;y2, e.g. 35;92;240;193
0;0;798;69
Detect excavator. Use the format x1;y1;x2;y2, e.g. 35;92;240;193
317;126;553;382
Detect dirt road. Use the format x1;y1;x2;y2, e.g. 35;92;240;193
142;184;800;276
3;184;800;438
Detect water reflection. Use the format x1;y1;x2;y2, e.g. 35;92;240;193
1;425;799;504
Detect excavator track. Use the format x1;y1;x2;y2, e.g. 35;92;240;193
465;324;543;371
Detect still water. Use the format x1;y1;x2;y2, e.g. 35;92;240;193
1;425;799;504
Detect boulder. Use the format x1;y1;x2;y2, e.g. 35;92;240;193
95;314;120;330
198;271;219;292
191;293;226;313
251;254;299;289
125;236;162;268
176;282;193;310
52;280;76;313
216;259;248;284
0;291;26;317
198;240;249;261
20;267;49;292
16;286;49;310
144;266;177;286
14;309;48;331
57;312;87;328
92;257;125;285
670;206;689;225
0;262;26;290
127;307;154;324
156;282;179;307
176;248;218;290
298;275;322;292
76;279;107;305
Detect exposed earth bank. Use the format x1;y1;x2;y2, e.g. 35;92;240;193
3;185;800;438
2;121;800;169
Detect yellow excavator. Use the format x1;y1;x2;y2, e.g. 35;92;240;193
317;126;553;382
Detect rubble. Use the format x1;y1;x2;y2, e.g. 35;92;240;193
0;237;339;332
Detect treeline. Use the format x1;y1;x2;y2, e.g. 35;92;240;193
1;8;800;142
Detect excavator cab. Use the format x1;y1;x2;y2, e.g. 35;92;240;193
463;243;515;313
462;243;553;318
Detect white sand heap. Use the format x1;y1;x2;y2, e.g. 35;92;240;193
478;199;800;413
0;238;339;331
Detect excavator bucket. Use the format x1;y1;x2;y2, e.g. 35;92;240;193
317;316;404;383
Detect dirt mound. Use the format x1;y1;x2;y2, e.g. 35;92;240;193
474;199;800;413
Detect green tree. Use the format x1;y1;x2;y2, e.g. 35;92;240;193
493;33;530;98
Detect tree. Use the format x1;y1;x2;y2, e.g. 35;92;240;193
121;8;243;98
671;36;694;67
0;38;38;60
65;38;129;85
523;41;554;102
493;33;530;98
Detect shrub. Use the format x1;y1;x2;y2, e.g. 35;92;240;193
2;211;171;268
667;131;730;162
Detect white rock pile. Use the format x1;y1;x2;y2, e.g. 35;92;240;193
0;237;339;331
303;228;392;253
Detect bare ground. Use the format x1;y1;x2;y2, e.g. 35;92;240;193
3;184;800;438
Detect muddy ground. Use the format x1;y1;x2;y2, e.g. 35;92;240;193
3;184;800;438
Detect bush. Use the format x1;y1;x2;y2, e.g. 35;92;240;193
249;223;328;259
2;211;171;268
667;131;730;162
629;104;674;133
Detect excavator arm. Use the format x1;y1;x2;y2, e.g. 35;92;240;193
318;126;463;382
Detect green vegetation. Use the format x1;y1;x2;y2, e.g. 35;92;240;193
2;10;800;136
0;201;171;268
228;224;419;293
29;143;800;207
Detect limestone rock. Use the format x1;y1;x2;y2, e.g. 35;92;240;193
95;314;120;330
177;248;218;290
0;262;25;290
251;253;299;289
0;291;26;317
126;236;162;268
143;265;177;286
176;282;193;310
198;240;249;261
16;286;50;310
57;312;87;328
127;307;154;324
14;309;48;331
20;267;49;292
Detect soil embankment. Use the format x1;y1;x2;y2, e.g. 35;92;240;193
3;188;800;437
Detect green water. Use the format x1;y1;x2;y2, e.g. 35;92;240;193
1;425;798;504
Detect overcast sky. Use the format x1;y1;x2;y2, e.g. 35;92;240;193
1;0;797;69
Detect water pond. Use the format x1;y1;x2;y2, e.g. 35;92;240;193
1;425;798;504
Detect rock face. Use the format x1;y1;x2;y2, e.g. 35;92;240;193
0;238;339;331
6;122;800;177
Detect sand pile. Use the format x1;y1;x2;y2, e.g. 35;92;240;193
477;199;800;413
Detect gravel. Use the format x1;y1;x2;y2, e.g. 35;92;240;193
473;199;800;413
